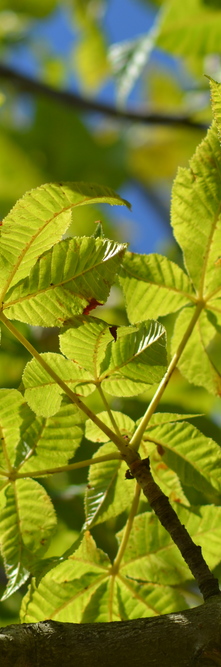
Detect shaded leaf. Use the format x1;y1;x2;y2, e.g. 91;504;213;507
85;443;135;527
0;389;24;471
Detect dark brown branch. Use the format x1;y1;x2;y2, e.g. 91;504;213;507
0;63;209;130
130;457;220;601
1;601;221;667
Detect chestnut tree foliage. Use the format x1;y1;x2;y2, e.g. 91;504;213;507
0;78;221;626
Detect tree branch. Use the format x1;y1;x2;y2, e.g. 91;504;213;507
130;457;220;602
1;601;221;667
0;63;209;130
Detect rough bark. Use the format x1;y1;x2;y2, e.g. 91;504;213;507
1;598;221;667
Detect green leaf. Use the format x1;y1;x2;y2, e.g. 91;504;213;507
15;397;84;473
171;123;221;296
119;252;194;323
209;77;221;141
20;532;110;622
4;237;126;326
140;419;221;503
102;320;167;396
73;25;110;90
84;443;136;527
0;389;24;471
61;317;167;397
157;0;221;58
114;577;187;620
85;410;135;443
4;0;57;17
0;181;130;299
60;316;115;378
20;529;187;623
118;506;221;586
22;352;95;418
0;479;57;600
172;306;221;395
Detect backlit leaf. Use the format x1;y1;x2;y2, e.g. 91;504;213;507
0;181;130;299
141;419;221;502
22;352;95;418
3;237;126;326
119;252;194;323
171;123;221;295
0;478;57;600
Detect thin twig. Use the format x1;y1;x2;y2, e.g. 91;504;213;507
0;63;209;130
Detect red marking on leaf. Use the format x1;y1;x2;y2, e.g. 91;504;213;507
156;462;167;471
0;221;2;226
109;325;118;341
83;298;102;315
157;444;165;456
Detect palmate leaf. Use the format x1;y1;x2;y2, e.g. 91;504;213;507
3;237;126;327
119;252;194;324
60;317;167;397
0;478;57;600
0;181;130;301
84;443;135;528
20;530;187;623
23;504;221;623
140;419;221;503
22;352;95;417
171;306;221;395
171;122;221;296
20;532;111;623
157;0;221;58
15;397;84;473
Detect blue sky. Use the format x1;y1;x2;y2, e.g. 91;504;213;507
5;0;172;253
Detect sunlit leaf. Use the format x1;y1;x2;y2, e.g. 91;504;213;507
209;77;221;142
171;123;221;295
119;252;194;323
20;532;110;622
140;419;221;502
61;318;167;397
3;237;126;326
0;181;130;299
118;506;221;585
0;478;57;600
22;352;95;418
157;0;221;58
172;306;221;395
85;410;135;443
16;397;84;473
